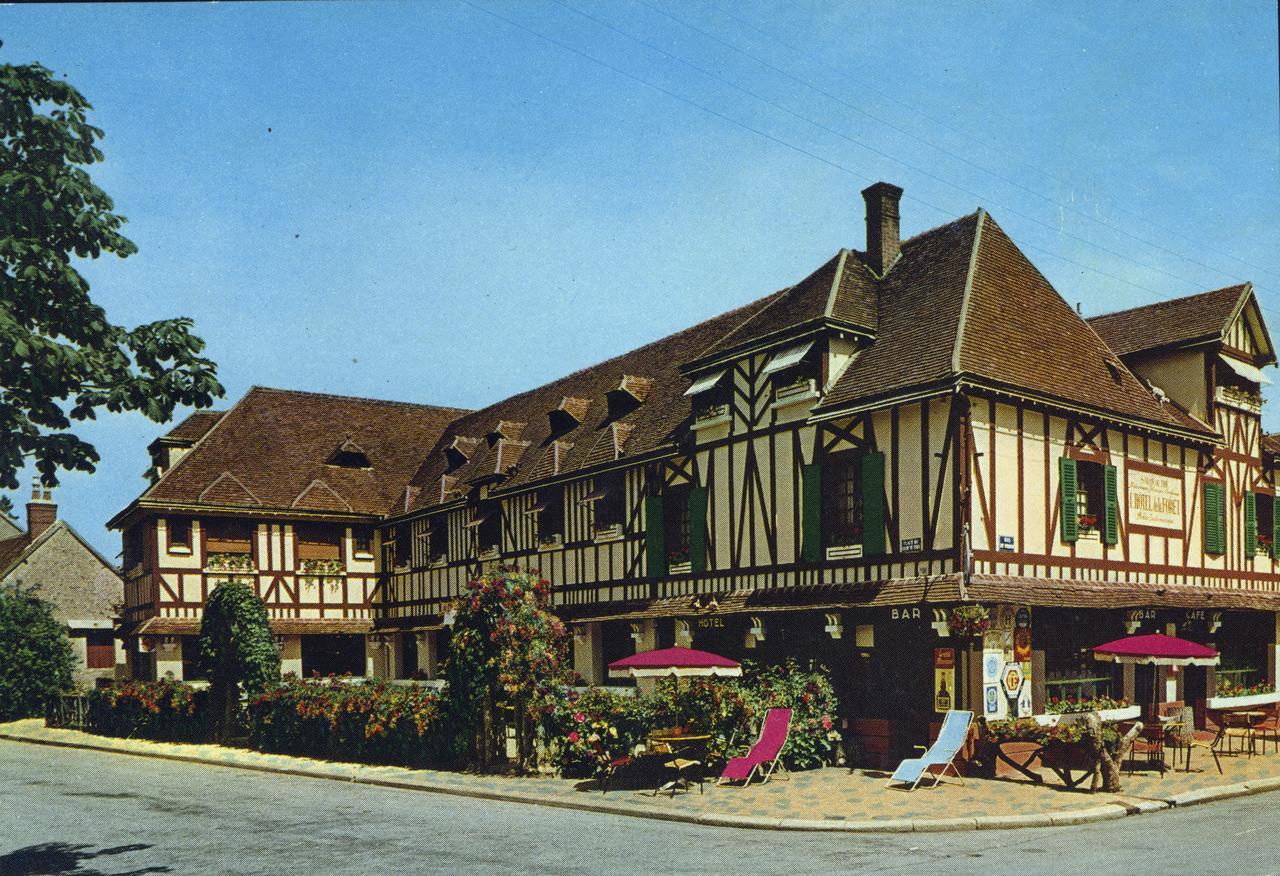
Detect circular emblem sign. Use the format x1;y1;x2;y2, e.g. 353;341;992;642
1003;663;1024;696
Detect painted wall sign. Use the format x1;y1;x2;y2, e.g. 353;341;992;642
889;607;923;622
900;537;922;553
1013;627;1032;663
695;617;725;629
1127;469;1183;533
1002;663;1024;696
997;535;1015;552
934;648;956;713
984;683;1002;717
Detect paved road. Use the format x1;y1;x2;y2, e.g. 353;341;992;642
1;739;1278;876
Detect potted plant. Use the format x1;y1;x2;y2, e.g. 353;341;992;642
948;605;991;638
1207;680;1280;710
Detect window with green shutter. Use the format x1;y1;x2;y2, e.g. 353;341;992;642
861;451;886;556
1203;481;1225;555
1245;491;1257;557
645;494;666;577
801;462;822;562
1059;457;1078;543
688;486;708;573
1103;463;1119;546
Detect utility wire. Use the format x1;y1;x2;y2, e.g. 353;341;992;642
463;0;1280;327
695;0;1280;285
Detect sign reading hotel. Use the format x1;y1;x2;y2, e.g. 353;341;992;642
1126;467;1183;535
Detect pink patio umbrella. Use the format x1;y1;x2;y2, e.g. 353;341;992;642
1093;633;1220;718
608;646;743;679
609;647;742;728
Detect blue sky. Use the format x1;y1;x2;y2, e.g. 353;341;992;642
3;1;1278;558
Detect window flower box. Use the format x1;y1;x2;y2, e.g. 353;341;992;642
206;552;255;573
693;404;730;430
1207;690;1280;710
1257;534;1274;557
429;555;448;568
1033;705;1140;727
537;534;563;552
477;545;500;561
825;544;863;560
300;558;344;577
594;523;623;543
773;378;818;407
668;561;692;575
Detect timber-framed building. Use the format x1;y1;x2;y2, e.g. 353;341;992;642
116;183;1280;757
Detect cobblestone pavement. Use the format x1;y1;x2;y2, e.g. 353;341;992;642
5;719;1279;829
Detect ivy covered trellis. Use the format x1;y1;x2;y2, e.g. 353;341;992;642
442;567;577;771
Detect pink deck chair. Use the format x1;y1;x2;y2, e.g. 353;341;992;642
717;707;792;786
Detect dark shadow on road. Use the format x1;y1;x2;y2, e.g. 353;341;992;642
0;842;170;876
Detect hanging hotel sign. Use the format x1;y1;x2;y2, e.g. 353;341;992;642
1125;463;1183;536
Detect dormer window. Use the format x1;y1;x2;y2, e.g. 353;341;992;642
488;421;526;447
606;375;653;420
550;397;590;436
684;369;729;421
445;436;479;471
764;340;820;401
326;438;371;469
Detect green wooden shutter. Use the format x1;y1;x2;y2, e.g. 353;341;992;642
1059;457;1078;543
801;463;823;563
861;452;886;556
1203;482;1224;555
688;486;708;574
1103;463;1119;546
1245;490;1257;556
1272;497;1279;559
645;495;666;578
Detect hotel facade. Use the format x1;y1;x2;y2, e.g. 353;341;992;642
115;184;1280;756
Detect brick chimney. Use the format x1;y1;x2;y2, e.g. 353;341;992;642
26;482;56;540
862;181;904;275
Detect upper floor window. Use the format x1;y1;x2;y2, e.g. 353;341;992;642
663;483;692;563
763;339;820;402
1058;457;1117;545
427;515;448;563
167;517;192;553
685;370;729;422
351;526;374;558
296;523;341;561
589;471;625;531
205;518;254;554
823;451;863;547
123;525;145;569
536;487;565;546
470;500;501;552
1249;491;1275;557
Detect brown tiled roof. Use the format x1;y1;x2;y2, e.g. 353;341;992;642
0;533;32;576
1087;284;1248;357
818;212;1215;439
694;248;878;363
132;388;469;518
1264;433;1280;461
967;574;1280;612
401;294;781;514
158;410;225;445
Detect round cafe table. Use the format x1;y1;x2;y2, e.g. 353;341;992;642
647;733;711;796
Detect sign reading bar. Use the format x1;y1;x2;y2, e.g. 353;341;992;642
1127;469;1182;533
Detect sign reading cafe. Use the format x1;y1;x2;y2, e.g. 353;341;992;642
1126;468;1182;532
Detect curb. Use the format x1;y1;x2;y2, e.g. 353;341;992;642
0;728;1269;833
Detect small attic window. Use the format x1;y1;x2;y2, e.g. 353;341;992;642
607;376;653;421
327;438;371;469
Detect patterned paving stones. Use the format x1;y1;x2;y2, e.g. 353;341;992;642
5;718;1280;831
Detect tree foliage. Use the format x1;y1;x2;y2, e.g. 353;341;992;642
197;581;279;739
0;56;223;489
0;581;75;720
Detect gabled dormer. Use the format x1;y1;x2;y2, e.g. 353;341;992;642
549;397;590;436
606;375;653;420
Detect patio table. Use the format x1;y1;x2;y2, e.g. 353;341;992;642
648;733;711;796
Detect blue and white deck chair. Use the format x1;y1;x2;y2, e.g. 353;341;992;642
886;710;973;790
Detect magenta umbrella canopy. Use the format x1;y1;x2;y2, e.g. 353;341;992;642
608;646;742;678
1093;633;1220;667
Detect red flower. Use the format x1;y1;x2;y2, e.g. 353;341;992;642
568;731;580;743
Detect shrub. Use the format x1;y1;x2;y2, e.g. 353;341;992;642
247;677;445;768
0;583;75;721
544;687;655;777
198;582;280;739
86;680;208;742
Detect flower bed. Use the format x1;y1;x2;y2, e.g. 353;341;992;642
1044;694;1130;715
1207;687;1280;711
547;659;841;778
248;677;447;768
85;680;209;742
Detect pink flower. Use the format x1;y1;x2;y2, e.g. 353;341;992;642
568;731;580;743
573;712;586;723
821;715;833;730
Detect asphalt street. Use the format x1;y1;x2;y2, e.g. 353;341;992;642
1;738;1278;876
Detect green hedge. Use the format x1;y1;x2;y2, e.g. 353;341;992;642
247;678;446;768
86;680;209;742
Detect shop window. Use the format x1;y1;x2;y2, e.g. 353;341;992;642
536;488;564;546
823;451;863;547
296;523;341;561
352;526;374;558
167;517;192;553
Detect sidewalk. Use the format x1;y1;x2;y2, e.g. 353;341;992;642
5;719;1280;832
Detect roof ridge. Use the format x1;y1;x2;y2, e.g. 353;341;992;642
1086;283;1249;323
950;209;986;374
247;385;472;414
